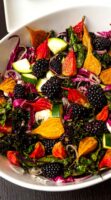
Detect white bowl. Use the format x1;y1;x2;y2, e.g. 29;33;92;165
0;5;111;191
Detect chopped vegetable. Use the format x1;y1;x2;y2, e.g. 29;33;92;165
36;78;47;92
36;38;50;59
63;87;89;106
78;137;98;158
7;151;19;166
99;149;111;169
83;24;101;75
32;117;64;139
62;49;77;76
0;78;16;94
103;134;111;149
30;142;45;159
83;49;101;75
52;141;67;159
73;17;84;38
96;105;109;121
31;98;52;112
12;58;32;73
22;73;37;84
48;38;67;54
82;24;92;50
26;26;48;48
100;68;111;84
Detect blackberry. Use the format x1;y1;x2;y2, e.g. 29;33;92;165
60;125;74;145
26;92;38;101
32;59;49;78
14;84;25;99
92;36;111;50
87;85;107;113
41;76;62;100
19;134;38;151
66;103;90;120
50;53;63;74
42;139;57;154
12;108;29;134
41;162;63;178
84;120;108;135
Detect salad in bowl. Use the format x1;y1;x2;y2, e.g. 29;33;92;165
0;7;111;190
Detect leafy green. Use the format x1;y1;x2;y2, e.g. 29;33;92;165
0;101;12;126
66;26;86;68
38;155;72;166
94;52;111;69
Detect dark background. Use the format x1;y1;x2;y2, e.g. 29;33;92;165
1;0;111;199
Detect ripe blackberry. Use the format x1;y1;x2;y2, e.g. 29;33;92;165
32;59;49;78
26;92;38;101
84;120;108;135
87;85;107;113
41;162;63;178
20;134;38;151
41;76;62;100
92;36;111;50
12;108;29;134
50;53;63;75
42;139;57;154
67;103;90;120
60;124;74;145
14;84;25;99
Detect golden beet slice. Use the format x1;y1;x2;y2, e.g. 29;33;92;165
82;24;93;51
82;24;101;75
0;78;16;94
31;117;64;139
78;137;98;158
100;67;111;84
26;26;48;48
83;49;101;75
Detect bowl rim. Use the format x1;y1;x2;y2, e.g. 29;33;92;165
1;4;111;191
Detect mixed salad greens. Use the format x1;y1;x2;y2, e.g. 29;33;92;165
1;17;111;183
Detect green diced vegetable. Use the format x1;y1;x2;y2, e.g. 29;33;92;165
12;58;32;73
48;38;67;54
22;73;37;84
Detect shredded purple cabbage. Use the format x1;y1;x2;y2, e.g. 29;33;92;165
78;68;90;77
13;99;27;108
97;30;111;38
6;35;20;70
53;175;91;183
6;35;36;71
16;47;36;64
103;85;111;91
27;107;35;130
25;83;38;94
4;70;21;80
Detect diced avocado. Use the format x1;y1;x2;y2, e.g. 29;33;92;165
36;78;47;92
12;58;32;73
52;104;63;118
22;73;37;84
48;38;67;54
35;109;52;122
103;134;111;149
46;71;54;79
